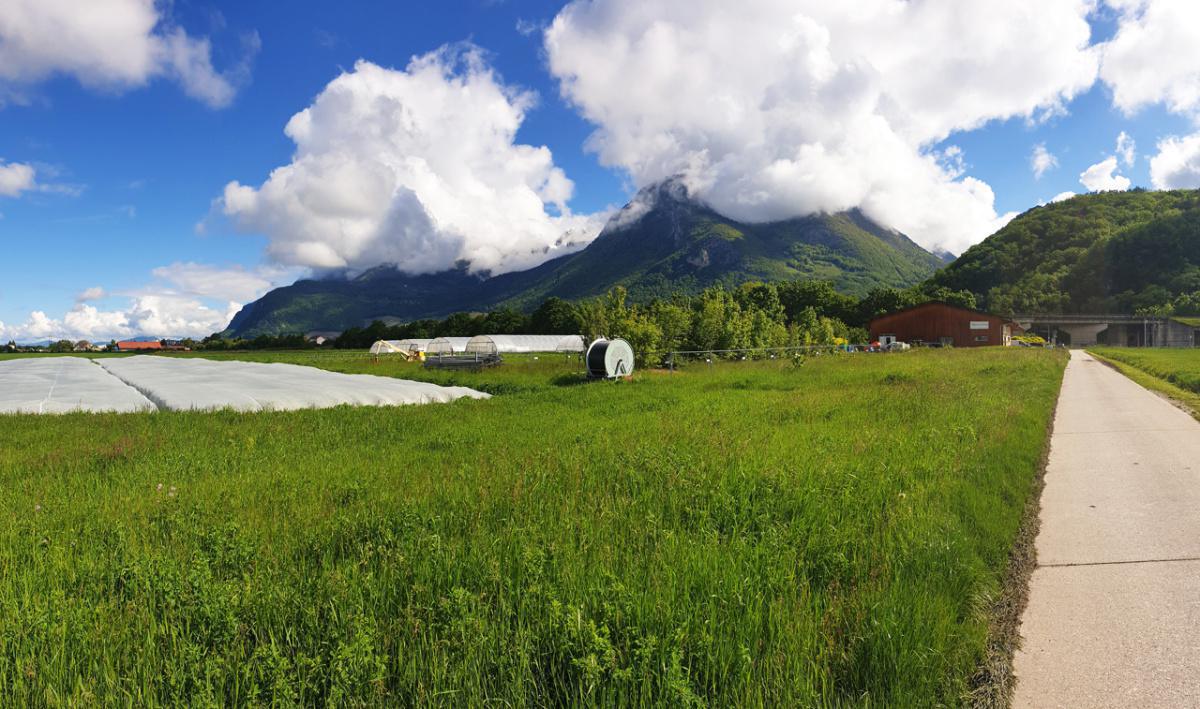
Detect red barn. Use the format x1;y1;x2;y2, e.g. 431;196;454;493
869;302;1015;348
115;340;162;352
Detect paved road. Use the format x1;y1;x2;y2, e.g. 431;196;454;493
1014;350;1200;707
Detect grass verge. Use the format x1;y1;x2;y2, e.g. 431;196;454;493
967;393;1057;708
1087;348;1200;418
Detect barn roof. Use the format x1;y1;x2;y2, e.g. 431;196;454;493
116;340;162;350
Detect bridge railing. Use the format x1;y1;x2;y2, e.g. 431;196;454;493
1010;314;1166;324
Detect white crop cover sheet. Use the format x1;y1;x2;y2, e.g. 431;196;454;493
97;356;490;412
0;356;489;414
0;357;156;414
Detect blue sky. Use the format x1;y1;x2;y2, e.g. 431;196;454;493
2;0;1200;341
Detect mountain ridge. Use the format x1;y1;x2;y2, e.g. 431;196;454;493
225;181;944;337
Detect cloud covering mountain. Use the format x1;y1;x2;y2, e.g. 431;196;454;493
545;0;1104;256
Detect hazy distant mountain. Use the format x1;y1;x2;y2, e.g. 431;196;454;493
225;180;944;337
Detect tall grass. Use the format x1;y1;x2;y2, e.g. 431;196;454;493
0;349;1065;706
1089;347;1200;394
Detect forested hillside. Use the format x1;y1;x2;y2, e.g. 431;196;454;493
930;190;1200;314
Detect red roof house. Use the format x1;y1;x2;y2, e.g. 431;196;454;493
115;340;162;352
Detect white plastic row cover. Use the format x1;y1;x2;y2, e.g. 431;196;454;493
0;357;156;414
0;356;489;414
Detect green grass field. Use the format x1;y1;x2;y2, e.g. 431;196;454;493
1088;347;1200;415
1089;347;1200;394
0;349;1065;706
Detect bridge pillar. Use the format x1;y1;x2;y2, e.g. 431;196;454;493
1097;323;1124;346
1056;323;1108;347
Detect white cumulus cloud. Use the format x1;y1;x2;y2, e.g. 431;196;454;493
1079;156;1132;191
1051;191;1078;203
149;262;301;304
544;0;1098;254
0;298;235;342
76;286;106;302
1031;144;1059;179
0;159;35;196
1100;0;1200;117
1116;130;1137;166
1149;133;1200;189
0;0;257;108
220;47;604;276
0;263;293;342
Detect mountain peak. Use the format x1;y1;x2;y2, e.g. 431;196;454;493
225;185;943;337
605;178;700;231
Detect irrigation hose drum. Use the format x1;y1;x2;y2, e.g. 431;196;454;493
586;338;635;378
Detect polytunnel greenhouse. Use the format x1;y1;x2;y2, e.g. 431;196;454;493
369;339;430;355
464;334;586;355
426;337;472;355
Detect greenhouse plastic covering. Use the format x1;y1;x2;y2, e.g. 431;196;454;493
0;356;489;414
369;339;431;354
396;338;431;352
0;357;157;414
426;337;471;354
465;334;586;354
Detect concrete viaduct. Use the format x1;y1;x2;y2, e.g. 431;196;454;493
1012;314;1169;347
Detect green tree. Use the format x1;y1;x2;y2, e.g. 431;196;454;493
612;308;662;365
791;307;836;347
855;288;916;325
574;287;662;363
529;297;582;334
690;287;756;354
435;312;484;337
649;300;693;353
480;307;529;335
777;280;856;324
912;285;978;311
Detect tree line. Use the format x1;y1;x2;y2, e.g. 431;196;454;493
8;280;976;357
317;279;977;358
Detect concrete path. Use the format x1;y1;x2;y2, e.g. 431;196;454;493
1014;350;1200;707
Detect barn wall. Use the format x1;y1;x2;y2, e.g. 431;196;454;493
869;304;1009;347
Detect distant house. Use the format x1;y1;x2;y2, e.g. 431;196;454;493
73;340;93;352
869;302;1018;348
306;331;339;346
115;340;163;352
